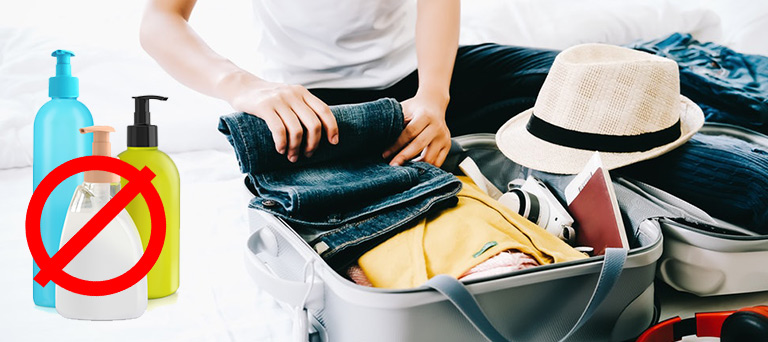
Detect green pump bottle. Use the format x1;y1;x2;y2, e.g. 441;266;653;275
118;95;180;299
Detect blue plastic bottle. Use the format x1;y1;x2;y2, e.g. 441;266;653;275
32;50;93;307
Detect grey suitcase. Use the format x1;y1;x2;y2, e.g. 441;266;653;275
243;133;663;342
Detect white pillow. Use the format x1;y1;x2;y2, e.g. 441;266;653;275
459;0;722;49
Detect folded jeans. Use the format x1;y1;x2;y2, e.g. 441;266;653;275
218;98;463;268
218;98;406;173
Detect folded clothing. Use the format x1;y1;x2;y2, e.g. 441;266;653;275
249;160;462;268
218;98;405;173
357;177;586;289
245;157;424;220
218;98;462;268
459;250;540;282
618;133;768;234
346;265;374;287
346;250;539;287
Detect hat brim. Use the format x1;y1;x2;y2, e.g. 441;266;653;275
495;95;705;175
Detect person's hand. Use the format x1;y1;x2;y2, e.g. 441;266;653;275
383;92;451;167
227;75;339;162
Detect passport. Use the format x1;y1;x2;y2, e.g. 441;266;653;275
566;153;629;256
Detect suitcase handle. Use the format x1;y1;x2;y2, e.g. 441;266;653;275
245;229;320;309
425;248;628;342
247;229;324;341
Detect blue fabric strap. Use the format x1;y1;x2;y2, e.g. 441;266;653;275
559;248;627;341
424;247;628;342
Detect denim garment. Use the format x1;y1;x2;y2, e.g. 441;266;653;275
265;161;461;268
219;98;462;268
630;33;768;134
219;98;406;174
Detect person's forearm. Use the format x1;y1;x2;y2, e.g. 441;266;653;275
140;0;260;102
414;0;460;106
141;0;338;161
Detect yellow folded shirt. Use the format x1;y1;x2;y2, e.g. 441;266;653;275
358;176;587;289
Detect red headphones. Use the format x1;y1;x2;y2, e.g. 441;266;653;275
636;306;768;342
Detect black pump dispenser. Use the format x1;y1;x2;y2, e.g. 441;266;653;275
128;95;168;147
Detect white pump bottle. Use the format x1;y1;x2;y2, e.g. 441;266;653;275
55;126;147;320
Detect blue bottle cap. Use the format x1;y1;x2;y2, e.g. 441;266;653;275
49;50;79;98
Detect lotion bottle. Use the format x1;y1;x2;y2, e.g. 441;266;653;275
118;95;180;299
56;126;147;320
32;50;94;307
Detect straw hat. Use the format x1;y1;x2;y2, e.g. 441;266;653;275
495;43;704;175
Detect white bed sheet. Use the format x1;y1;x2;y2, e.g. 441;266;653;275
0;150;292;341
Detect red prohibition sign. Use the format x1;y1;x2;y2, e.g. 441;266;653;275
26;155;166;296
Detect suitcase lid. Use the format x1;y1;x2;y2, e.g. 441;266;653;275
656;123;768;295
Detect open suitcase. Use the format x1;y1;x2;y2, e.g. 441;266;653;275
244;133;664;342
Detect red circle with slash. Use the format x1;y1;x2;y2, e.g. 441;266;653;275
26;156;166;296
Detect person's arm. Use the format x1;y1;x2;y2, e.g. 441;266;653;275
140;0;338;162
383;0;460;167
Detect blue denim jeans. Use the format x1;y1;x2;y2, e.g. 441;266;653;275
219;98;406;173
218;98;462;268
630;33;768;134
